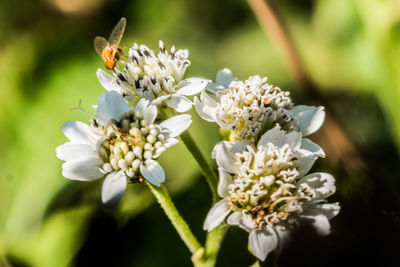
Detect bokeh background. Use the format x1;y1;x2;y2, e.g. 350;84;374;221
1;0;400;266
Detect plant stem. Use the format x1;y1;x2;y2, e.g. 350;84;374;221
146;182;201;253
180;130;219;202
194;224;229;267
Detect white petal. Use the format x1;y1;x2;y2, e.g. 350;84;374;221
258;126;286;147
218;168;233;198
298;172;336;199
203;199;231;231
176;78;209;96
62;156;104;181
291;105;325;136
301;138;325;157
274;223;291;252
56;142;97;161
303;202;340;220
194;96;217;122
300;214;331;236
227;212;254;232
166;95;193;113
61;121;98;145
101;171;127;207
135;98;157;123
231;141;249;154
97;91;129;123
249;228;278;261
152;95;170;106
96;68;121;92
294;148;319;176
163;138;179;149
205;82;225;93
160;114;192;137
215;142;240;173
226;211;242;226
200;90;219;107
216;68;236;87
140;160;165;186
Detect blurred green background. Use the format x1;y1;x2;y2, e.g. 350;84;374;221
1;0;400;266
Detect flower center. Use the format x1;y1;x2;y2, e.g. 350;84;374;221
228;144;313;226
123;41;190;100
215;76;298;142
94;110;166;182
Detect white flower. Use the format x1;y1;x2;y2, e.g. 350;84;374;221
194;68;325;142
56;91;192;206
97;40;209;112
203;126;339;261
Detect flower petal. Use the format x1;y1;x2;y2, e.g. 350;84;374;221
301;138;325;157
97;91;129;124
298;172;336;199
214;142;240;173
291;105;325;136
300;213;331;236
135;98;157;123
160;114;192;137
205;82;225;93
194;96;217;122
216;68;236;88
227;212;255;232
203;199;231;231
303;202;340;220
62;156;104;181
259;125;301;149
61;121;98;145
166;95;193;113
176;78;209;96
218;168;233;198
56;142;97;161
96;68;121;92
101;171;127;207
249;228;278;261
140;160;165;186
258;126;286;147
274;223;291;252
294;149;318;176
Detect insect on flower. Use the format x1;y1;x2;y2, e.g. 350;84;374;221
94;17;126;70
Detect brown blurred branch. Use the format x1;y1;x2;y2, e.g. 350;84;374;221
247;0;363;171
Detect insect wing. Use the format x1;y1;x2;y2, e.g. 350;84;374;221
94;36;109;57
108;17;126;46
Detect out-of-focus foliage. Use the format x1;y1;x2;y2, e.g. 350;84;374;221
0;0;400;266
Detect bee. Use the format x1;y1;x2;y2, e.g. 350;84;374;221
94;17;126;70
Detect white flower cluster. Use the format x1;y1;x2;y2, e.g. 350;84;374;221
97;40;209;112
195;69;325;142
57;91;192;206
200;69;339;261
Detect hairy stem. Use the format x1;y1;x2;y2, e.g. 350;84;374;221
146;182;201;253
194;224;229;267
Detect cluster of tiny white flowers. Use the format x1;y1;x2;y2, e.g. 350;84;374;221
228;144;314;227
95;110;169;182
215;76;297;141
120;41;189;100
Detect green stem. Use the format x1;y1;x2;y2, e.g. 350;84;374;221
180;130;219;202
194;224;229;267
146;182;202;253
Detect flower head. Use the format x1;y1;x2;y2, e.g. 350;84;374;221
97;41;209;112
203;126;339;261
56;91;191;206
194;69;325;142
